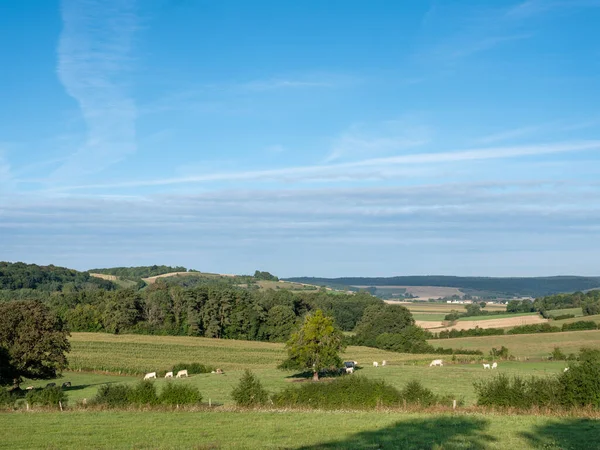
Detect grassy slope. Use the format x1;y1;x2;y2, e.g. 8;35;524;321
429;330;600;358
458;312;539;321
2;411;600;449
555;314;600;325
42;333;573;406
403;303;507;313
546;307;584;318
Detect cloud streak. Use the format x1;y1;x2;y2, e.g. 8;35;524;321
54;0;138;181
50;139;600;191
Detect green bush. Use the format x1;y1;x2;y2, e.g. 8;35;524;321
172;362;215;374
552;314;575;320
231;369;269;407
489;346;510;360
507;323;560;334
474;374;561;409
550;346;566;360
25;386;67;407
0;389;17;406
92;384;132;407
559;348;600;408
159;382;202;406
561;321;598;331
399;380;437;407
127;380;158;406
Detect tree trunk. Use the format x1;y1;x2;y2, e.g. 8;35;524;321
312;370;319;381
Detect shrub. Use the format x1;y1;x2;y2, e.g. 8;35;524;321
559;348;600;408
160;382;202;406
0;389;17;407
172;362;215;375
550;347;566;361
474;374;561;409
25;386;67;407
272;376;402;409
399;380;437;407
508;324;560;334
552;314;575;320
92;384;132;407
231;370;269;407
127;380;158;406
561;321;598;332
489;346;510;360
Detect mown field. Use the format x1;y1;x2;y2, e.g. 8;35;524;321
546;307;584;318
429;329;600;358
401;302;507;313
2;410;600;449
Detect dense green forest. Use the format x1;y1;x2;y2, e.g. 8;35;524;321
286;275;600;298
88;265;189;278
0;262;115;291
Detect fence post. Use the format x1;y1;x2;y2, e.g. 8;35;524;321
59;401;63;412
209;398;212;407
26;402;29;411
453;399;457;410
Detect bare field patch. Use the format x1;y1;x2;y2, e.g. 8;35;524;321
364;285;464;299
89;273;117;281
437;315;547;332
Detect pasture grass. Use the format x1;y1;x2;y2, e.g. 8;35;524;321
546;307;583;318
36;333;579;407
429;329;600;358
556;314;600;325
410;313;448;321
2;410;600;449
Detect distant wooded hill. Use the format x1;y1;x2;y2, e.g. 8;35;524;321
283;276;600;298
88;265;189;279
0;262;115;291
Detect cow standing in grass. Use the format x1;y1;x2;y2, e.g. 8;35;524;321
429;359;443;367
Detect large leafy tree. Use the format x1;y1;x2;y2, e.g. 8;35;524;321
281;309;344;381
0;301;70;387
353;303;414;347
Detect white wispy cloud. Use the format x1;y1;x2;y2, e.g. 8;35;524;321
49;139;600;191
53;0;138;181
508;0;600;19
325;119;433;163
473;125;545;144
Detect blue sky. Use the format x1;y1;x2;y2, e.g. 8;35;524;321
1;0;599;277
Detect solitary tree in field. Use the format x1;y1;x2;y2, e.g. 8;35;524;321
280;309;344;381
0;301;70;388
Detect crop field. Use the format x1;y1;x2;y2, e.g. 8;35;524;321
400;302;507;313
429;329;600;358
3;411;600;449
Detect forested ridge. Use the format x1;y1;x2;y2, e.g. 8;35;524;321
286;275;600;297
88;265;189;278
0;262;115;291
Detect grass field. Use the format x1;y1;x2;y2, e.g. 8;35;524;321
401;302;507;313
429;329;600;358
458;312;539;321
546;307;584;318
24;332;578;406
2;410;600;449
556;314;600;325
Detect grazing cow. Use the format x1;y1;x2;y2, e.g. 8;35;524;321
429;359;443;367
165;371;173;378
216;368;223;374
382;360;387;366
26;386;35;390
345;367;354;374
483;363;491;369
62;382;71;388
491;362;498;369
353;361;358;366
373;361;379;367
144;372;157;380
176;369;188;378
46;382;56;388
564;367;569;372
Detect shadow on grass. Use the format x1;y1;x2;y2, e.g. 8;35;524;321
297;416;494;450
520;418;600;450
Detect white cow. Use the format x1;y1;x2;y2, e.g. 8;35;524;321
176;369;188;378
373;361;379;367
353;361;358;366
429;359;443;367
165;371;173;378
564;367;569;372
491;362;498;369
144;372;157;380
382;360;387;366
483;363;491;369
345;367;354;374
